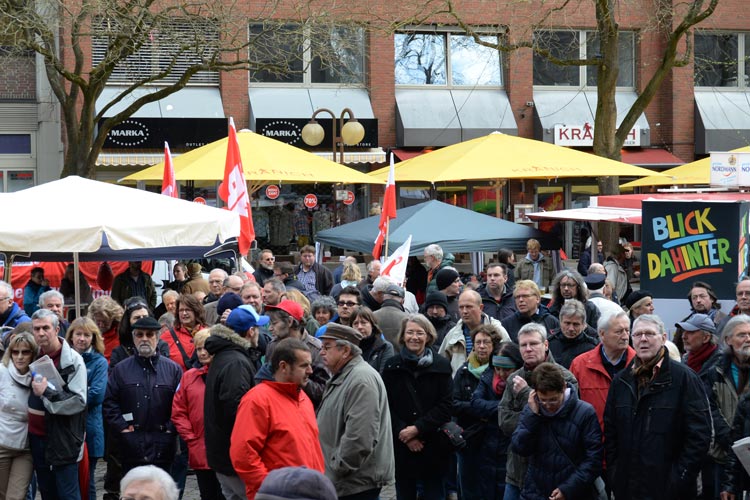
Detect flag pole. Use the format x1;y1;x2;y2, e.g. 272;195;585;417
384;218;390;259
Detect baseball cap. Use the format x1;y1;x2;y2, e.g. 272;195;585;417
226;305;270;334
265;299;304;322
385;284;405;298
675;313;716;335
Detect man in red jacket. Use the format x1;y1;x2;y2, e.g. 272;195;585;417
229;337;324;499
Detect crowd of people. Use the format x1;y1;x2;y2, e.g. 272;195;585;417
0;239;749;500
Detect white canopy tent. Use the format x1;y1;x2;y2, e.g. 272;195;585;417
0;176;240;315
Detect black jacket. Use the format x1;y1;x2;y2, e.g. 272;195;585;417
547;328;600;369
109;339;171;371
360;334;395;374
382;351;453;480
478;285;516;322
502;307;561;344
604;354;711;500
203;329;259;476
547;299;601;330
103;353;182;467
253;266;274;286
724;391;750;494
452;362;484;441
427;314;457;347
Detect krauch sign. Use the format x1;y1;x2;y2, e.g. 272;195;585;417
100;118;227;149
554;123;640;147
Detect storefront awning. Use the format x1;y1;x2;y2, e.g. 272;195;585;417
96;87;225;118
620;148;683;168
395;89;517;147
695;91;750;154
533;90;650;146
248;88;375;126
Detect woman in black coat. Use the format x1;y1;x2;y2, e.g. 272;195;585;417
382;314;453;500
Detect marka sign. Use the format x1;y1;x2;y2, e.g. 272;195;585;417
100;118;227;149
554;123;640;147
640;200;749;299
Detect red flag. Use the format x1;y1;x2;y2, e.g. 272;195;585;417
161;141;177;198
219;118;255;255
373;152;397;259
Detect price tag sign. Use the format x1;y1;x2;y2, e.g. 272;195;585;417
303;194;318;209
265;185;280;200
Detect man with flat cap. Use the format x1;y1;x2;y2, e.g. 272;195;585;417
103;316;182;474
584;273;622;319
317;323;395;500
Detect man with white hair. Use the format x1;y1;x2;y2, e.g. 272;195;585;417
424;244;454;294
0;280;30;329
39;289;68;334
120;465;179;500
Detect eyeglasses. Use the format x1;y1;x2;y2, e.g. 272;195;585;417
404;330;427;337
537;395;563;407
515;293;536;300
320;343;339;352
738;291;750;297
133;331;157;339
10;349;32;356
337;301;357;307
690;294;709;300
632;331;661;339
559;282;577;289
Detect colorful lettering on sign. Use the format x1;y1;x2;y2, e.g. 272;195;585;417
647;207;732;282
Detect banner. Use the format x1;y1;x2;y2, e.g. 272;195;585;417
640;201;748;299
380;235;412;287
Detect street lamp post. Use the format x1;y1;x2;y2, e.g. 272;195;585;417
300;107;365;164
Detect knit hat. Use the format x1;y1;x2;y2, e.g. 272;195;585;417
255;466;337;500
424;291;449;312
265;299;304;322
584;273;606;291
319;323;363;346
624;289;653;310
226;305;270;334
217;293;243;316
436;268;460;291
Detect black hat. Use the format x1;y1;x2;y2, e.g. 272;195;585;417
256;466;337;500
584;273;606;291
624;289;653;310
131;316;161;331
424;291;449;312
217;292;243;316
436;268;460;291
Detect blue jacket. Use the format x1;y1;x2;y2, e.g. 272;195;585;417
23;281;50;315
82;350;108;458
512;388;602;500
103;352;182;466
1;302;30;329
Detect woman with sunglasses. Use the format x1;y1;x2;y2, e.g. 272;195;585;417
0;331;38;499
65;317;108;500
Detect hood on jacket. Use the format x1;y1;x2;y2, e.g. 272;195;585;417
204;326;253;356
255;362;275;383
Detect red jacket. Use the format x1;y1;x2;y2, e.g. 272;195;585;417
230;379;325;499
569;345;636;430
160;325;200;371
171;365;209;470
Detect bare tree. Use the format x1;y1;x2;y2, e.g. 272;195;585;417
0;0;361;178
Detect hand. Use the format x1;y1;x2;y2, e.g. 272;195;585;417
528;390;540;415
513;375;528;394
720;492;735;500
41;279;49;287
549;488;565;500
31;376;48;396
399;425;419;443
219;309;231;324
121;425;135;433
405;438;424;452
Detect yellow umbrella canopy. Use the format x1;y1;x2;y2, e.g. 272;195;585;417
620;146;750;188
370;132;665;182
121;130;383;186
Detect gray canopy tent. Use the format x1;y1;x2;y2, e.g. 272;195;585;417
315;200;560;256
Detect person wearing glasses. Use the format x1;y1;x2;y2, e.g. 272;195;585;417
104;316;182;475
717;279;750;338
0;280;30;330
604;314;711;499
547;270;600;330
501;280;560;345
253;249;276;286
203;275;245;326
333;286;361;327
0;331;37;500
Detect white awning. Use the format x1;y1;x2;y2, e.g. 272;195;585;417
527;206;642;224
695;91;750;154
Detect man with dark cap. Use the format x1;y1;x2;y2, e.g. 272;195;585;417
103;316;182;474
675;282;727;355
678;314;721;375
317;324;395;500
373;283;409;347
435;267;461;321
205;315;267;500
265;300;329;408
584;273;622;319
422;291;457;347
230;338;325;499
256;466;337;500
204;275;245;326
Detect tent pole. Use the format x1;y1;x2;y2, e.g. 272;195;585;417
73;253;81;319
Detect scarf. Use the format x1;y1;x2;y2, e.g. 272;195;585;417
401;346;434;368
492;372;507;395
686;343;718;373
632;346;666;391
467;351;489;379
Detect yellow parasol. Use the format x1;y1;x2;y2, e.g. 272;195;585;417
620;146;750;188
121;129;383;192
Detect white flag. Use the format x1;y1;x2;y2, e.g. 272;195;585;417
380;235;412;287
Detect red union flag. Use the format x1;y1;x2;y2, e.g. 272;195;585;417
219;118;255;255
161;141;177;198
373;152;397;259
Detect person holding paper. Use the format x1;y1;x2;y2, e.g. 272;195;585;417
28;309;87;500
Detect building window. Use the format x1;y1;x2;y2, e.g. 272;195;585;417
249;22;365;85
533;30;635;88
695;33;750;87
92;20;220;85
0;135;31;155
394;30;502;86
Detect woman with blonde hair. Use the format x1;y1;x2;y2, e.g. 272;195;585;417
66;316;108;500
330;261;363;299
0;331;37;500
87;295;124;361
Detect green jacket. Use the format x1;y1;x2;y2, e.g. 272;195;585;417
426;253;456;294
